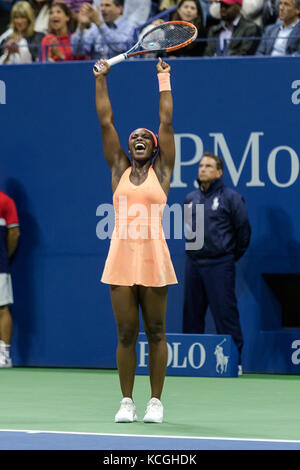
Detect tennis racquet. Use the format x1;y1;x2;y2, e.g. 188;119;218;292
93;21;198;72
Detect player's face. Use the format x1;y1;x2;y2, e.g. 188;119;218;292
279;0;300;24
178;1;198;22
100;0;122;23
129;129;156;161
13;15;29;34
198;157;222;182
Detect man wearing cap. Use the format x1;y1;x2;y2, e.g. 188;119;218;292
256;0;300;55
204;0;262;56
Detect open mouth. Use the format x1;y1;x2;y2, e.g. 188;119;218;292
135;142;146;152
51;19;62;26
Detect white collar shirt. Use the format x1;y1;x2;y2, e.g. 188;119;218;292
271;19;299;56
219;15;241;53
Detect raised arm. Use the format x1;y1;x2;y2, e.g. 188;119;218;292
93;60;130;188
153;58;175;186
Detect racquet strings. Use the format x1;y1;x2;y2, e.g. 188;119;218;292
140;23;196;51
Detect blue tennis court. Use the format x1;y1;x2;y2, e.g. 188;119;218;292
1;429;300;450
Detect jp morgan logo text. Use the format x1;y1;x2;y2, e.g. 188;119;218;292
172;132;299;188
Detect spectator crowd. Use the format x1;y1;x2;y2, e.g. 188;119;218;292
0;0;299;64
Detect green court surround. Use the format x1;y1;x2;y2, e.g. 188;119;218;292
0;368;299;442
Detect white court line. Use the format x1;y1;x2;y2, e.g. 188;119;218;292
0;429;300;444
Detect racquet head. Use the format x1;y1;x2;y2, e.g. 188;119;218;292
129;21;198;57
93;21;198;71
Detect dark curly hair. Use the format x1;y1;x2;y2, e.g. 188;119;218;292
49;2;75;34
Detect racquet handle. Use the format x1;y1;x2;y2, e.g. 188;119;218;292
93;53;127;72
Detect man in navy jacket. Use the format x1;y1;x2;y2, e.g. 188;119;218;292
182;153;251;372
256;0;300;56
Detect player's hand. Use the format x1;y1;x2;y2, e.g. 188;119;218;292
156;57;171;74
93;59;110;77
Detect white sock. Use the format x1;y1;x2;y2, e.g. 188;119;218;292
0;342;10;357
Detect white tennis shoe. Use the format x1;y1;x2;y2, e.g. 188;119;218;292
115;398;137;423
0;352;12;368
143;398;164;423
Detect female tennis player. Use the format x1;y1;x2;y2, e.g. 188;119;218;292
93;57;177;423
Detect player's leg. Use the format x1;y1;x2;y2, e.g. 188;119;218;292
110;285;140;398
110;285;140;422
139;285;168;423
139;285;168;399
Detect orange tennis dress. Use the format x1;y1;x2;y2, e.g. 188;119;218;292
101;166;177;287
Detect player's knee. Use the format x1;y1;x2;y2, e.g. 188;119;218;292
118;326;138;348
145;323;165;344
